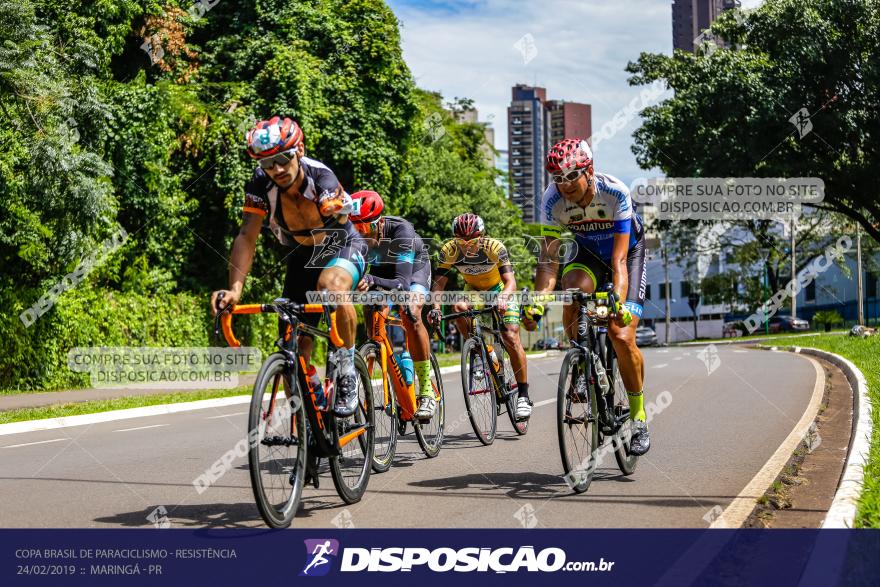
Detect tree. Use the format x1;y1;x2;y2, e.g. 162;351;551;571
628;0;880;243
404;90;533;287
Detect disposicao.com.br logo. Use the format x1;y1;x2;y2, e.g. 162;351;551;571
300;539;340;577
337;546;615;574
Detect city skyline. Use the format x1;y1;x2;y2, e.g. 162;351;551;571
388;0;764;185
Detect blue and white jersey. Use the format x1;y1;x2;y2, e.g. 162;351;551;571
539;172;644;260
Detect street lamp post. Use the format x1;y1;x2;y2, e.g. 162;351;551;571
759;247;770;335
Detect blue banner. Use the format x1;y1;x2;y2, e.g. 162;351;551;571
2;529;877;586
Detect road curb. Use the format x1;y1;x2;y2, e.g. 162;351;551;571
0;395;251;437
768;345;872;528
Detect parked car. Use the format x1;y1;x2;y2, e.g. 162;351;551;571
767;315;811;333
635;326;658;347
533;337;560;351
723;321;746;338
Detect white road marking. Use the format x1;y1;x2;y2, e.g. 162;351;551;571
532;398;556;408
652;363;669;369
673;356;683;361
205;412;247;420
114;424;169;433
711;356;825;529
733;350;748;354
2;438;69;449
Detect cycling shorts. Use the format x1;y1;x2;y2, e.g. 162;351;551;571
280;228;367;335
560;236;647;318
464;282;521;326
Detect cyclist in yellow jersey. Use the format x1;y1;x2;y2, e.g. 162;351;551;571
428;213;532;420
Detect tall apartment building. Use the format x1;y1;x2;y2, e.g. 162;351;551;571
507;85;592;223
672;0;741;52
452;106;496;169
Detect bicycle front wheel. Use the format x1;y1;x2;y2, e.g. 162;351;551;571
557;349;599;494
248;352;306;528
359;342;396;473
460;338;497;445
329;353;375;504
414;352;445;458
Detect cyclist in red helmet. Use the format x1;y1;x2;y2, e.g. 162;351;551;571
528;138;650;455
428;213;533;420
210;116;367;418
350;191;436;419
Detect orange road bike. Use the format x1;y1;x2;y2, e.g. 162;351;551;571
359;303;445;472
216;297;374;528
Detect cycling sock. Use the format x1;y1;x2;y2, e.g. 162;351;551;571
414;360;432;397
627;390;646;421
517;382;530;400
339;346;355;371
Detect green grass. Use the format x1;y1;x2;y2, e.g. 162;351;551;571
769;334;879;528
0;387;250;425
681;329;848;345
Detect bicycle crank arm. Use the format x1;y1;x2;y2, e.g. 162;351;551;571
261;435;300;447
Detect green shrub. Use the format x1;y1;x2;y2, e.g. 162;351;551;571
0;287;279;392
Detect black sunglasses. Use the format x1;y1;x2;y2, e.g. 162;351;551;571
258;149;296;169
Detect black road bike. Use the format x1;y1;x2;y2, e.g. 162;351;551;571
443;306;529;445
557;289;638;494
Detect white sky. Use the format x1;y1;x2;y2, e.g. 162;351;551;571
388;0;764;184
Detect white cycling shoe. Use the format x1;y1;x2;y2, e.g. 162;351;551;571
515;397;533;420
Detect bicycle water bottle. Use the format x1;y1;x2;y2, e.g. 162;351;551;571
396;350;414;386
486;344;501;373
306;365;326;409
592;353;610;394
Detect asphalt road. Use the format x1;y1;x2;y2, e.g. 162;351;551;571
0;346;817;528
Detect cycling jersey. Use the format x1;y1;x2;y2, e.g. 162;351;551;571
243;156;352;247
242;156;365;289
539;172;644;260
364;216;431;293
436;237;513;291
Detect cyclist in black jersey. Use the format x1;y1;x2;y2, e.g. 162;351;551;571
210;116;366;417
350;191;436;419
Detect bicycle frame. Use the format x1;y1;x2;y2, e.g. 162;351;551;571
567;292;628;436
445;307;510;400
365;305;419;420
218;301;365;457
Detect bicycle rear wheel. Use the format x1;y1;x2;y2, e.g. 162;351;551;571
460;338;497;445
329;354;375;504
359;342;396;473
248;353;306;528
500;347;528;435
414;352;445;458
557;348;599;494
606;342;638;475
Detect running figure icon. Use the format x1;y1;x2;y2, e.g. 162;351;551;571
300;539;340;576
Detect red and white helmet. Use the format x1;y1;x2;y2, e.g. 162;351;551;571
246;116;303;159
452;213;484;239
350;191;385;223
546;138;593;173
